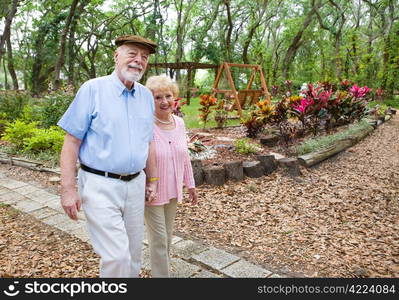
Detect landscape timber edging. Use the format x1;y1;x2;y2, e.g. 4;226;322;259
0;155;61;175
297;115;392;168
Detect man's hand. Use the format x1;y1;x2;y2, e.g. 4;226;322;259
59;133;82;221
61;188;81;221
145;181;157;203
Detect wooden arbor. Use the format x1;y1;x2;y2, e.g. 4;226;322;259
211;62;270;116
148;62;219;104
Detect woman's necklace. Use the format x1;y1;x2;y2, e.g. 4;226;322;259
155;115;173;125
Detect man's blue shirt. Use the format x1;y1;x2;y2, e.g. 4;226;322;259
58;71;154;174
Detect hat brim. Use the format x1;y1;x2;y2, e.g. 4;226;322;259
115;40;156;54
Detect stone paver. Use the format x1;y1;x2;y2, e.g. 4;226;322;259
171;239;208;260
0;187;11;195
220;259;273;278
14;199;45;213
0;178;28;189
0;191;25;205
41;213;72;227
53;219;85;232
171;235;182;244
45;197;63;211
170;258;202;278
30;207;59;220
25;189;59;205
13;184;42;196
192;247;240;271
70;227;90;242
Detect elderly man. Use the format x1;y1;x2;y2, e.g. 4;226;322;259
58;35;158;278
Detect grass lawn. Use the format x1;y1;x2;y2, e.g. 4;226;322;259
180;97;241;129
368;95;399;109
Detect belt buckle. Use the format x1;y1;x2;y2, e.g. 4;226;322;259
119;173;129;180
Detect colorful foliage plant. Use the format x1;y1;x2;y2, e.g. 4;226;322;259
172;97;186;117
241;98;275;138
213;98;228;128
240;81;374;139
198;94;217;128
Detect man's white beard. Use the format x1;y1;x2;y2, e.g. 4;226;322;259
121;68;143;83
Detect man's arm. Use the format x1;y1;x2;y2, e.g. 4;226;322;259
144;141;157;202
60;133;82;220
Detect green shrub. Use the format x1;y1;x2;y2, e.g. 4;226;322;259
38;92;74;128
0;112;9;137
382;97;399;109
2;120;38;148
20;104;44;123
23;126;65;153
234;138;261;155
0;91;32;121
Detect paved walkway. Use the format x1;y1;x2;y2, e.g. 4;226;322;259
0;172;284;278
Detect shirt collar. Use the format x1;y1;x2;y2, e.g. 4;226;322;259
111;71;136;97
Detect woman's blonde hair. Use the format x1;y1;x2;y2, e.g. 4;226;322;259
145;74;179;98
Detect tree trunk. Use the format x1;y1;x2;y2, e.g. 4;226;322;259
174;0;195;81
53;0;80;90
175;0;183;81
381;35;390;90
67;0;89;88
3;56;8;89
31;12;67;95
67;20;77;87
334;32;343;81
365;4;375;85
243;22;260;65
223;0;233;62
386;26;399;96
242;1;268;64
351;33;359;76
6;33;18;90
282;1;323;80
0;0;19;65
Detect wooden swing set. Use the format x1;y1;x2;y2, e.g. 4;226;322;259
211;62;271;116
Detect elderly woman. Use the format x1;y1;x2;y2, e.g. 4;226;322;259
145;74;198;277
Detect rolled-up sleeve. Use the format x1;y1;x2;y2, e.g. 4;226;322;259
57;82;94;140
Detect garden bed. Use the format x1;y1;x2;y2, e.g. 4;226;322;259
186;114;394;186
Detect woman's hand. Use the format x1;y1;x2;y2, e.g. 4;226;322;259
145;181;157;203
188;188;198;205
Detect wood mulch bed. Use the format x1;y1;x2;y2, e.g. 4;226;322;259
0;116;398;278
187;121;359;167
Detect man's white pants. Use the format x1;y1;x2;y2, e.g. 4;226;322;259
78;169;145;278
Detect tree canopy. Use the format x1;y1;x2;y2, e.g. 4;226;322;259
0;0;398;95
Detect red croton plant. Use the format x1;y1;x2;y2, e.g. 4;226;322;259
241;80;376;139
